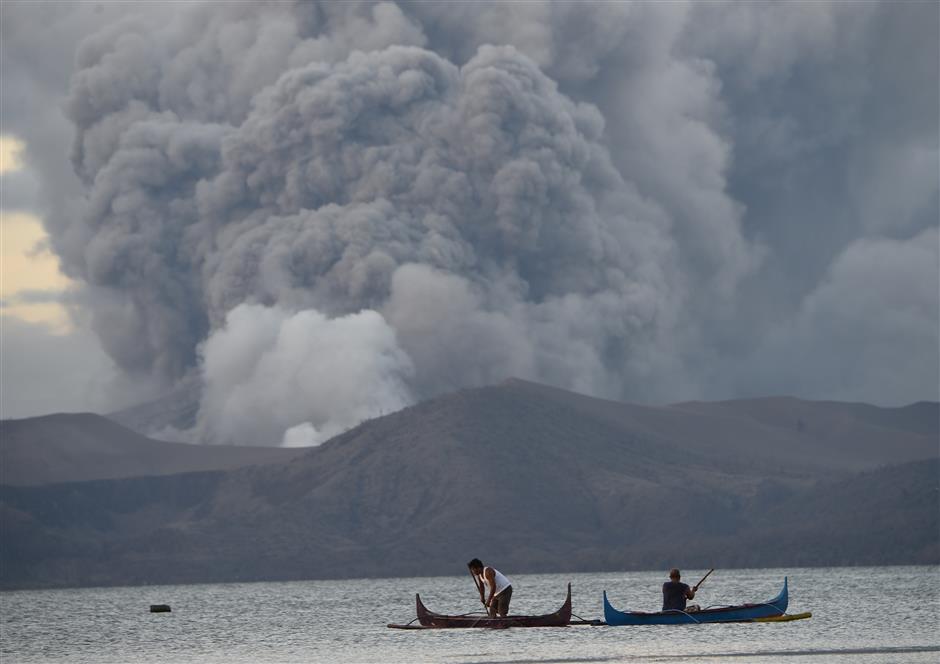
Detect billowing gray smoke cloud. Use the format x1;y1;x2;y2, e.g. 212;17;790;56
67;34;688;444
2;1;936;442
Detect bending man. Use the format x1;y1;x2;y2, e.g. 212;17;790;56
468;558;513;617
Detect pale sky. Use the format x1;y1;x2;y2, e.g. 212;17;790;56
1;134;123;418
1;136;72;330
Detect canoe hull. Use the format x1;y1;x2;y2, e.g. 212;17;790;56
414;583;572;628
603;577;788;626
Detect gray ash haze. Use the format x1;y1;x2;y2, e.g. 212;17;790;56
1;1;937;445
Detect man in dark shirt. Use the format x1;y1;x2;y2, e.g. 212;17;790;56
662;568;696;611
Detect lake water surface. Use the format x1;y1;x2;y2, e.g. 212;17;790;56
2;566;938;663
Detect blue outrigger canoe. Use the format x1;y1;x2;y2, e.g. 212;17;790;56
603;577;788;625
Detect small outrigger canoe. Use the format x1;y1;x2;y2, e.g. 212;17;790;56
388;583;572;629
603;577;789;625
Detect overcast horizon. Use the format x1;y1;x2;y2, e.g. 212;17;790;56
1;1;937;444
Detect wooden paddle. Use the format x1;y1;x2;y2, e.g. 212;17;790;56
468;566;488;612
692;568;715;592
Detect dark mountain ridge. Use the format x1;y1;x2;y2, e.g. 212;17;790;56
1;380;936;589
0;413;307;486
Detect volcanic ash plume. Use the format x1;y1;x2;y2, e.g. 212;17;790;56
61;29;688;446
5;1;935;430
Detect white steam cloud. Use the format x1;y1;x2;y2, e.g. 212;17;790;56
198;304;413;446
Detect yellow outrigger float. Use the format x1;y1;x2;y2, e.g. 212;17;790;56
753;611;812;622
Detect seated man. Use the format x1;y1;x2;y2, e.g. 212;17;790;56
662;568;696;611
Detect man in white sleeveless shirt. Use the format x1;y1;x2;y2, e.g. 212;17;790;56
468;558;512;617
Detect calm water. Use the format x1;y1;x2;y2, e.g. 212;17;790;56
2;566;939;663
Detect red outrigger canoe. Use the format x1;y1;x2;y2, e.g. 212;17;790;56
388;583;572;629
